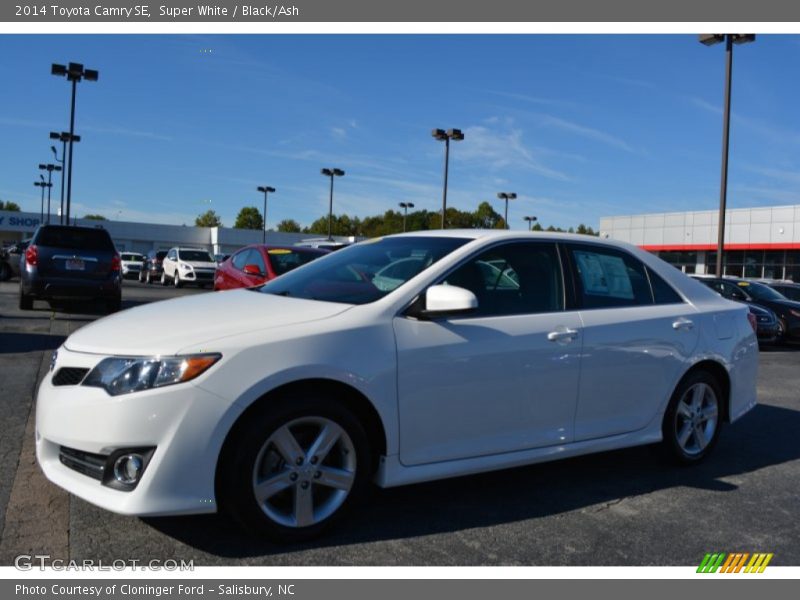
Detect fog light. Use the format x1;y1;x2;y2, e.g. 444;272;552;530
113;454;144;485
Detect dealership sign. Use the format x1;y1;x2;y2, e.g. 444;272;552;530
0;212;42;231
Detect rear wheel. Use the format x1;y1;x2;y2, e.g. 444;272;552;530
219;396;371;542
19;290;33;310
661;370;722;464
105;296;122;313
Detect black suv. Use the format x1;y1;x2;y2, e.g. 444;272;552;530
138;249;168;284
19;225;122;312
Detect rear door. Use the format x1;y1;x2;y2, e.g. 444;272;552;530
564;243;699;441
35;227;116;280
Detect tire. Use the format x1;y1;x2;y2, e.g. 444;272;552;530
219;395;371;542
661;370;723;464
145;271;152;285
19;290;33;310
0;262;10;282
106;296;122;313
174;272;182;288
160;272;167;286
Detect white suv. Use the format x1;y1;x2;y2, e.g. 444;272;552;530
161;247;216;288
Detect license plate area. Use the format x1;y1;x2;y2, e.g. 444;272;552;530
65;259;85;271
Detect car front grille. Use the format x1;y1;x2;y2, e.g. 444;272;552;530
59;446;106;481
52;367;90;386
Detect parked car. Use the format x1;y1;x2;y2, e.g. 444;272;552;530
214;245;328;291
160;247;216;288
36;231;758;542
692;277;781;344
697;277;800;342
19;225;121;312
765;281;800;302
0;239;29;281
138;250;168;284
119;252;145;280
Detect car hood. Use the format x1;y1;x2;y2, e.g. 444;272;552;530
64;289;353;355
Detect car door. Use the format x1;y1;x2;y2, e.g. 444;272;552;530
394;241;583;466
565;243;700;441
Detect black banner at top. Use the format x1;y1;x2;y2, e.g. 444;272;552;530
3;0;800;23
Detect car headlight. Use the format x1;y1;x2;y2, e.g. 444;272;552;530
82;354;221;396
180;263;193;271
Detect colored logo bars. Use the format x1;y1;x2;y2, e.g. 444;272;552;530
697;552;774;573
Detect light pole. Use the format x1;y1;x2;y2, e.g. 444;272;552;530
51;63;98;226
39;163;62;224
321;168;345;240
699;34;755;276
523;215;538;231
34;177;50;223
257;185;276;244
398;202;415;232
50;131;78;225
432;128;464;229
496;192;517;230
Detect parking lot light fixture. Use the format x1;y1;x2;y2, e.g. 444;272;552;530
496;192;517;230
34;177;49;222
432;128;465;229
257;185;276;244
398;202;415;232
523;215;538;231
50;131;78;224
698;34;755;276
39;163;62;224
321;168;345;241
51;62;99;226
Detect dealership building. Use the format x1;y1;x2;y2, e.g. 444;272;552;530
600;204;800;281
0;209;349;255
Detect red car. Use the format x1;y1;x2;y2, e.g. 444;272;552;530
213;245;329;291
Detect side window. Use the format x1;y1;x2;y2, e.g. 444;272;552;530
441;242;563;317
232;250;250;271
248;249;267;273
723;282;748;301
569;244;652;309
168;250;176;260
647;267;684;305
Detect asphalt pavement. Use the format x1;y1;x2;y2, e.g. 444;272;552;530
0;278;798;566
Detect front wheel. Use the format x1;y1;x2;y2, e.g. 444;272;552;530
174;272;182;288
219;397;371;542
661;371;722;464
160;272;167;286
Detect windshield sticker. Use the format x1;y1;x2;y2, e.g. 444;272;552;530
267;249;292;255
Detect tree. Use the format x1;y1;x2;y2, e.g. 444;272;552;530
0;200;21;211
83;214;107;221
473;201;504;229
234;206;264;230
276;219;301;233
195;210;222;228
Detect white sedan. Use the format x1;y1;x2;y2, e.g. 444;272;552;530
36;231;758;541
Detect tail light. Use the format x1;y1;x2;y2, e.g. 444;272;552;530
747;312;757;333
111;254;121;272
25;244;38;266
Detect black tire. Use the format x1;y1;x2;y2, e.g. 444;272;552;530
219;395;372;543
19;290;33;310
661;370;723;464
145;271;151;285
160;272;167;286
0;262;10;282
174;272;182;288
106;296;122;313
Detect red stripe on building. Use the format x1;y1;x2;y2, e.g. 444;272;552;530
640;243;800;252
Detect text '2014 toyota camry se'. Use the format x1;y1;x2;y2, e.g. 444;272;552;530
36;231;758;541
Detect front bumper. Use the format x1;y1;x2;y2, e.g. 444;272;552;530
36;347;239;516
180;269;216;283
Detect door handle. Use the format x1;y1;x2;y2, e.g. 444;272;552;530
547;328;579;342
672;318;694;331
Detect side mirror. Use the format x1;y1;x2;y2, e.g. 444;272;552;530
416;284;478;319
243;264;263;276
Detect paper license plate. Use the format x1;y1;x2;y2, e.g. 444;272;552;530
65;259;85;271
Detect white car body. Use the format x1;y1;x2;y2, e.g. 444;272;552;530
36;231;758;522
161;247;217;287
119;253;145;279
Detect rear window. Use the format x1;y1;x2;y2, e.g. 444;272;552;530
268;248;325;276
35;226;114;251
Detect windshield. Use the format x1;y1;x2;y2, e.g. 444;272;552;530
259;236;469;304
743;281;787;301
268;248;326;276
179;250;213;262
121;253;143;261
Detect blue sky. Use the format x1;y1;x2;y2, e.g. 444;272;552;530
1;34;799;231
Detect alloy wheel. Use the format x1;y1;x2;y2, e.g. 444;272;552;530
674;382;719;456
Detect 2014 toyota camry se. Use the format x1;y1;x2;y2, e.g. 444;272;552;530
36;231;758;541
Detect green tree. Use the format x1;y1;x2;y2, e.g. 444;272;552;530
234;206;263;230
532;222;543;231
0;200;21;211
276;219;302;233
473;201;504;229
83;214;107;221
195;210;222;227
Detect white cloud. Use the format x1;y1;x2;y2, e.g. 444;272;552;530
538;115;635;153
